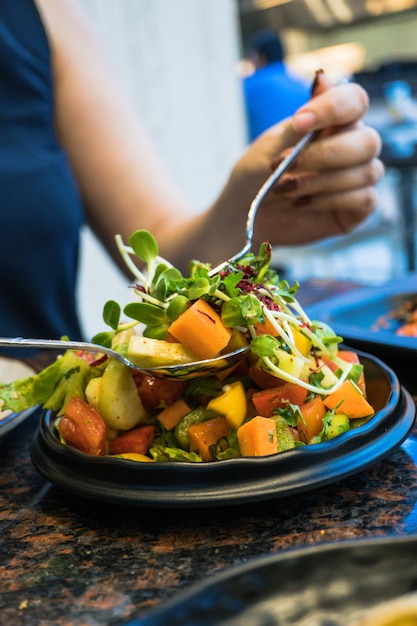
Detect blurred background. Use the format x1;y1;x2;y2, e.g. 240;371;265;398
77;0;417;338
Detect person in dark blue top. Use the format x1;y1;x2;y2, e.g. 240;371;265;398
0;0;83;349
243;30;310;141
0;0;384;358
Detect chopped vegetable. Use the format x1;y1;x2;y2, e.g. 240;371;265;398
127;335;198;367
156;399;192;431
109;425;157;455
297;396;327;443
168;298;232;360
323;380;374;419
58;395;106;456
237;415;278;457
206;380;247;428
97;359;148;430
188;416;230;461
252;382;308;418
113;452;155;462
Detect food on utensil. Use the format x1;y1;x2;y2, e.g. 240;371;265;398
349;592;417;625
0;230;376;462
372;295;417;336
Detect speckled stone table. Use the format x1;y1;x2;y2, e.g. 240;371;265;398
1;281;417;626
2;410;417;625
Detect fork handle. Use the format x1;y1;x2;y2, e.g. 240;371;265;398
0;337;100;353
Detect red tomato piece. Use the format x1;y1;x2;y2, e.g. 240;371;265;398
58;395;106;456
133;374;186;408
109;425;157;455
252;382;308;417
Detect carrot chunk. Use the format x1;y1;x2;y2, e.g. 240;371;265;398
237;415;278;457
156;399;192;431
323;380;374;419
168;298;232;360
297;396;326;443
188;416;230;461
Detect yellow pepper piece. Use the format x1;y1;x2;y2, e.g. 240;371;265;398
113;452;154;462
207;380;247;429
226;329;249;351
292;325;312;356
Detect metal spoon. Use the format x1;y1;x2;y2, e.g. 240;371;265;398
209;130;317;276
0;337;250;380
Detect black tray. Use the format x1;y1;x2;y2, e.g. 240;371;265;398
305;273;417;356
136;534;417;625
29;350;415;508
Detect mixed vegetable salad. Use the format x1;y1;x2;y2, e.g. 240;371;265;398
0;230;375;462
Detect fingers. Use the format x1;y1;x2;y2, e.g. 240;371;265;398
292;82;370;134
301;186;379;222
300;125;382;170
274;158;385;199
254;186;379;247
271;123;383;202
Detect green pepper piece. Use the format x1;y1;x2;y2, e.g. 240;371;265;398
325;412;350;440
272;415;296;452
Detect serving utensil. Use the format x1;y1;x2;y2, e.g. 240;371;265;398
0;337;249;380
209;129;317;276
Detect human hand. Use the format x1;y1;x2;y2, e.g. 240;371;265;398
226;72;384;250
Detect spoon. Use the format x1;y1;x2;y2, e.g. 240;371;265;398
0;337;250;380
209;129;318;276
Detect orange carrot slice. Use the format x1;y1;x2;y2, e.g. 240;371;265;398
188;416;230;461
237;415;277;457
168;298;232;360
156;399;192;431
297;396;326;443
323;380;374;419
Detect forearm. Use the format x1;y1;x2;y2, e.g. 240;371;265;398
153;178;250;272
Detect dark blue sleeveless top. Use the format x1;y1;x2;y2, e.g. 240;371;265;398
0;0;84;355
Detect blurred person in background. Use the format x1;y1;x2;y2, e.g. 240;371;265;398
0;0;383;353
243;29;310;141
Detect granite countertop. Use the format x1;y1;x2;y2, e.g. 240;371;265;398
1;281;417;625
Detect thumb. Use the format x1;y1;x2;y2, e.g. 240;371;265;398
278;69;331;145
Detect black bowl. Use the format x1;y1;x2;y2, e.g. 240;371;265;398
30;350;415;508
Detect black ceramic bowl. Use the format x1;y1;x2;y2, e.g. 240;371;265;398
30;350;415;508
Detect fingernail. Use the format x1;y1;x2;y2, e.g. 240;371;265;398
293;111;317;133
310;69;324;97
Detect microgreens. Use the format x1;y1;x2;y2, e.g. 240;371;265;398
96;230;351;394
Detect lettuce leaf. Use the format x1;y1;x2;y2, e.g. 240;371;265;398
0;351;105;415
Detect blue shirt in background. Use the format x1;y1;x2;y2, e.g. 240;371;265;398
243;61;310;141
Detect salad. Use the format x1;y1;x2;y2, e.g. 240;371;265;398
0;230;375;463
